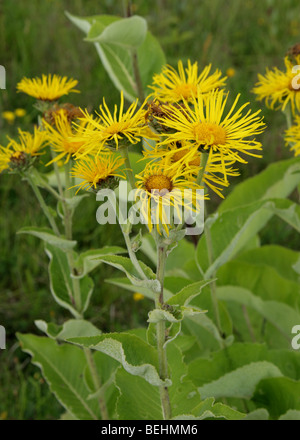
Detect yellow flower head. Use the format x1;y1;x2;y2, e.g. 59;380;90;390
2;111;15;123
75;91;151;156
150;59;227;103
135;159;207;234
71;153;126;192
0;127;48;173
252;55;300;114
147;143;239;198
17;74;79;101
15;108;27;118
133;292;144;301
43;110;98;165
156;90;265;182
284;115;300;156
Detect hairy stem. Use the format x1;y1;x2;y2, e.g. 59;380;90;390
119;147;136;189
27;173;60;235
84;348;109;421
155;243;172;420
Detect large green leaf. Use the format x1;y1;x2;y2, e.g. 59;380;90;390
253;377;300;419
232;245;300;284
85;15;147;49
116;343;203;420
217;256;300;309
66;12;166;101
198;361;282;400
188;343;300;388
17;226;76;251
17;334;100;420
46;244;94;318
197;199;300;278
219;156;300;212
217;285;300;340
67;333;167;387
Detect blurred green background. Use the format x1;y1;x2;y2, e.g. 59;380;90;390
0;0;299;419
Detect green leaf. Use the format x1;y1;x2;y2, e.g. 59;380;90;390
253;377;300;419
93;254;159;292
279;410;300;420
35;319;101;340
105;276;174;300
17;334;101;420
217;285;300;340
167;280;214;307
85;15;147;49
67;333;168;387
198;361;282;400
18;226;76;250
116;343;203;420
74;246;126;279
219;156;300;212
46;244;94;317
232;245;300;284
243;409;270;420
66;12;166;101
197;199;300;278
189;342;300;389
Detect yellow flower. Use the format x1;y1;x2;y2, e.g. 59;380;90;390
135;159;207;234
144;142;239;198
15;108;27;117
0;127;48;172
75;91;151;156
2;111;15;123
226;68;236;78
43;110;98;164
150;59;227;103
284;115;300;156
133;292;144;301
71;153;126;192
252;55;300;114
156;90;265;182
17;74;79;101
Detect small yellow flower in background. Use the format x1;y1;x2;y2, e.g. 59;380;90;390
135;159;207;234
2;111;15;123
150;59;227;103
133;292;144;301
76;91;151;156
71;153;126;192
284;115;300;156
253;55;300;114
0;411;8;420
156;90;265;182
17;74;79;101
226;68;236;78
14;108;27;118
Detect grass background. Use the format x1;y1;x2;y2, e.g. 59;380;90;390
0;0;299;419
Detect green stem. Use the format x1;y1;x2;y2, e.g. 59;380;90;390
115;196;147;279
26;173;60;236
84;348;109;421
284;104;292;129
204;205;223;339
122;0;145;102
119;147;136;189
132;49;145;102
196;152;209;185
155;243;172;420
